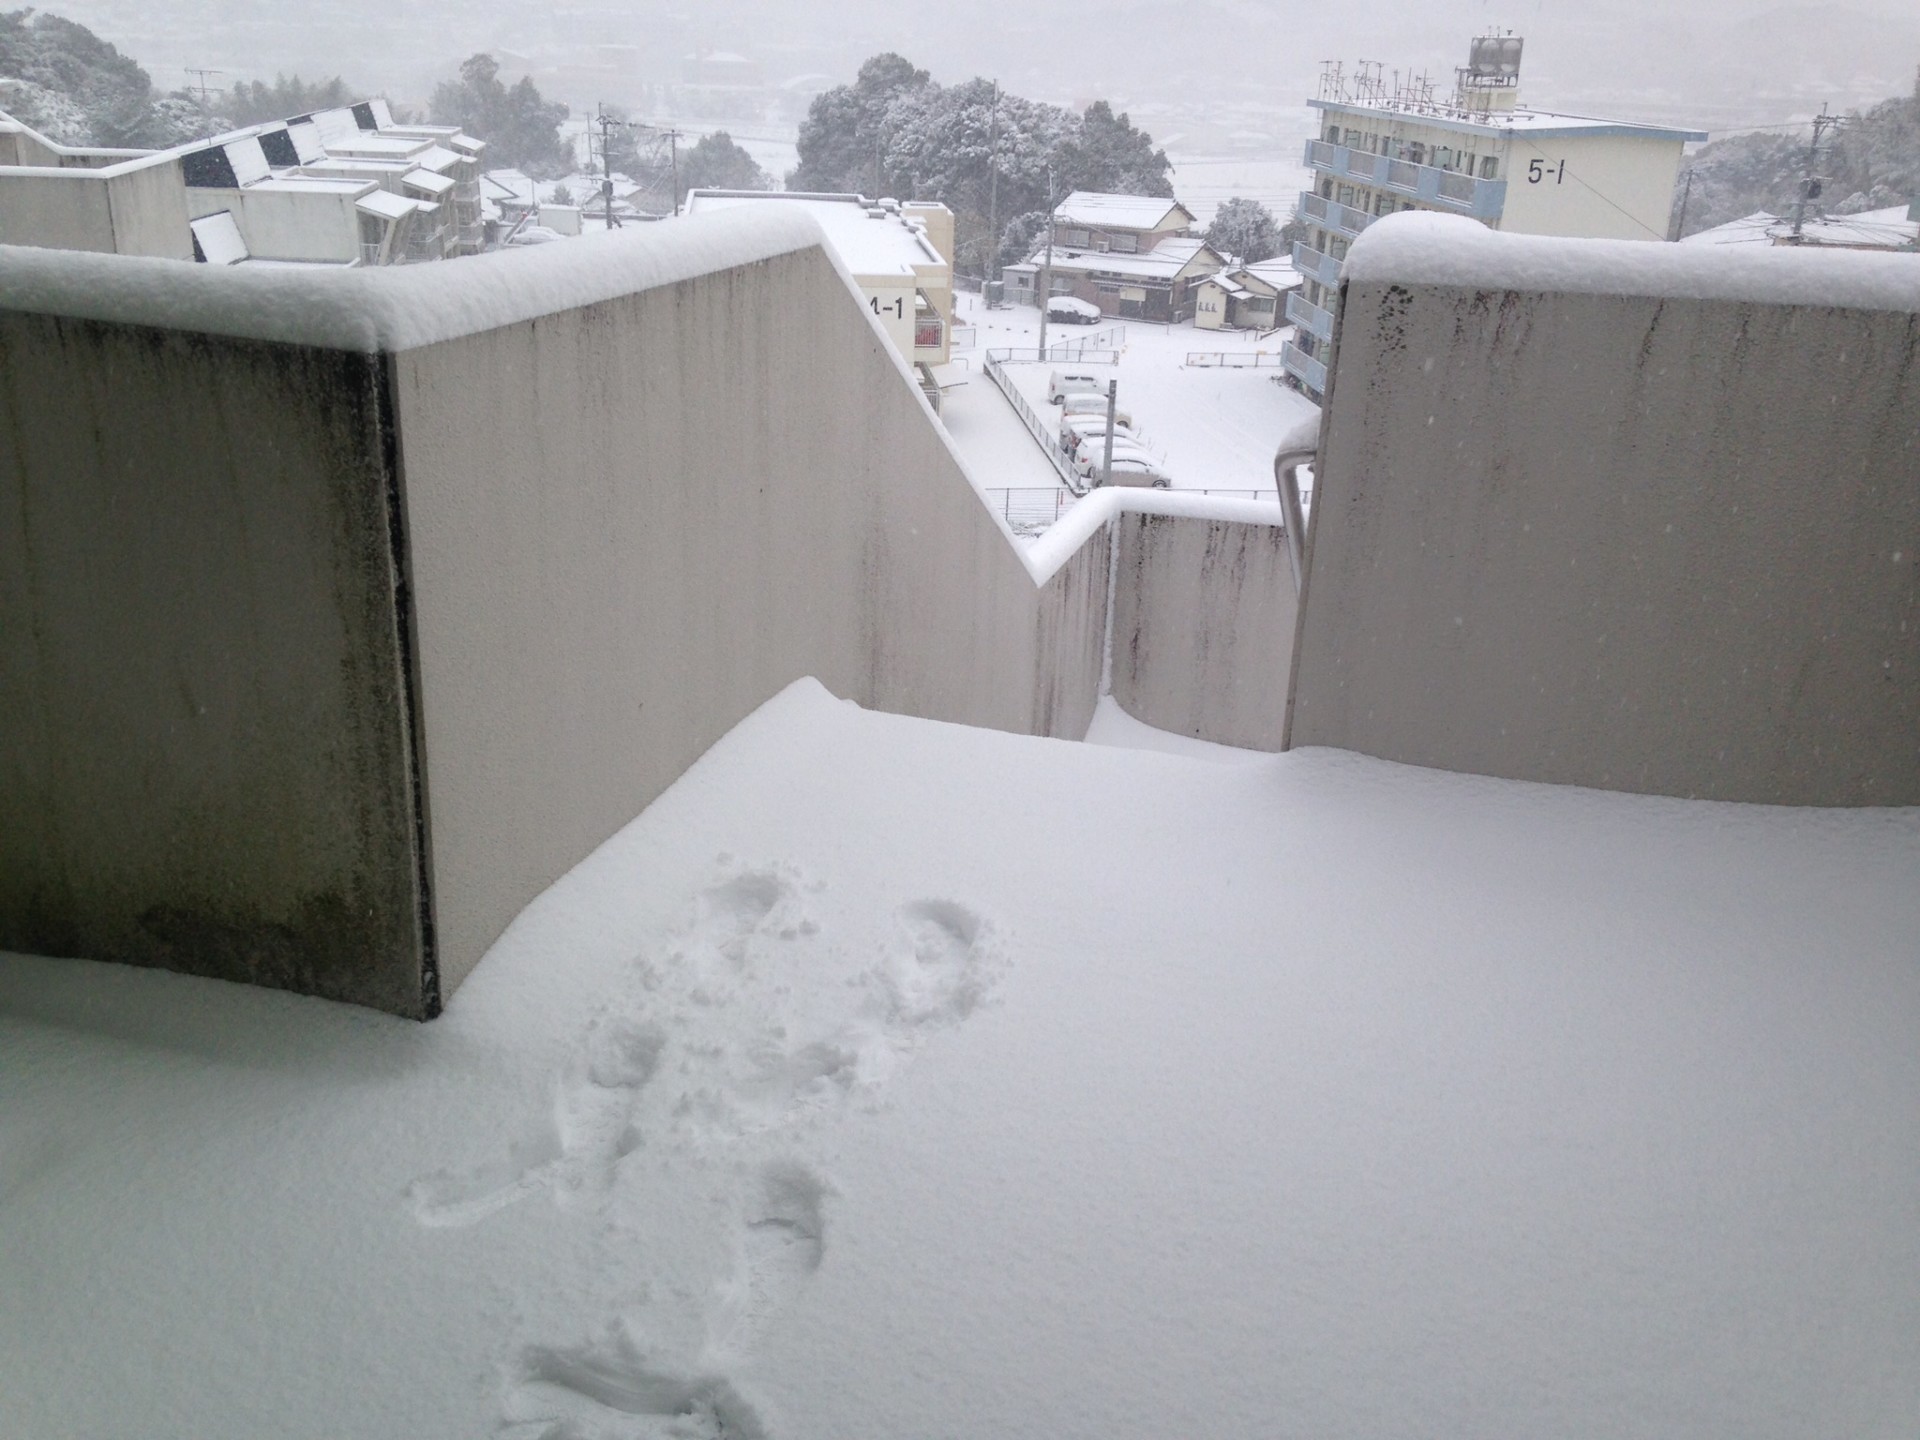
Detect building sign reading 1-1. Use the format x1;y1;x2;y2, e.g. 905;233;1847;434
1527;158;1567;185
870;295;905;319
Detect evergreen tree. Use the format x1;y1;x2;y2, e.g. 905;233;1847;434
430;54;571;178
1204;197;1282;263
224;74;354;127
1057;100;1173;197
680;130;769;191
788;52;930;193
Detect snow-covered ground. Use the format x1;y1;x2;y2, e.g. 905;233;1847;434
4;680;1917;1439
955;290;1318;494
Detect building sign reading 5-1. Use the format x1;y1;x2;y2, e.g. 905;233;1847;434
870;295;906;319
1527;158;1567;185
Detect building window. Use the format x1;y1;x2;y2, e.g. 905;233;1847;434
1063;227;1090;247
1319;178;1334;199
1480;155;1498;179
1325;125;1341;144
1095;281;1120;294
1109;233;1137;253
1337;184;1356;206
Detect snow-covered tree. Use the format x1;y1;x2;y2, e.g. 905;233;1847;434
430;54;571;178
788;52;930;193
680;131;769;192
1056;100;1173;198
1204;197;1283;264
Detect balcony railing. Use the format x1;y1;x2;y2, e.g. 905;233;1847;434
914;317;945;352
1294;191;1376;242
1303;138;1507;219
1285;290;1334;342
1281;340;1328;394
1291;241;1344;289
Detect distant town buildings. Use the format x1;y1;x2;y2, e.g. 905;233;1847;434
1284;36;1706;401
1003;193;1228;323
0;100;485;266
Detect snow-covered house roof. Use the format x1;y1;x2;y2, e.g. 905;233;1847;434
1683;206;1919;251
1019;233;1226;283
1053;191;1196;233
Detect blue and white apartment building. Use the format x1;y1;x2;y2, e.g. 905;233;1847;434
1285;38;1706;401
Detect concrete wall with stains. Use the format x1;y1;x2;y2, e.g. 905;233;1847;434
0;316;429;1013
1110;511;1297;750
0;228;1118;1015
390;241;1112;993
1288;275;1920;805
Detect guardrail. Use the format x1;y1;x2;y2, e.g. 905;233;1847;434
981;486;1292;537
982;350;1088;493
1184;352;1285;368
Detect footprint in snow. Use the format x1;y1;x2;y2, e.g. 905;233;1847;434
878;899;1006;1030
499;1325;768;1440
407;1016;667;1228
714;1160;830;1352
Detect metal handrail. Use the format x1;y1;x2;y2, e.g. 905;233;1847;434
1272;444;1316;596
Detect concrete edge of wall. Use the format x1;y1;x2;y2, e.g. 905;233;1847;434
1025;487;1288;586
0;208;835;352
1345;210;1920;316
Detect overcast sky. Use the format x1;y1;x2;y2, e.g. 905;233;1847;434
41;0;1920;135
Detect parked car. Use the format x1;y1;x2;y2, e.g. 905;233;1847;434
1059;392;1132;427
1072;438;1162;481
1047;370;1105;403
1091;456;1172;488
1046;295;1102;325
1058;412;1139;455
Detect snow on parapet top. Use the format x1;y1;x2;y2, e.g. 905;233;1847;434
1344;211;1920;315
0;207;833;352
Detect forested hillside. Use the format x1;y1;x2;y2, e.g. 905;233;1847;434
1675;78;1920;236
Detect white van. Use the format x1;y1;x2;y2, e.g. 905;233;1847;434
1047;370;1104;404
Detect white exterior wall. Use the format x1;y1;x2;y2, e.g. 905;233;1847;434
188;187;362;263
1494;132;1684;242
849;272;919;359
0;161;191;259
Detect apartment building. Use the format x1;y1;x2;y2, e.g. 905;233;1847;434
1283;37;1705;400
682;190;956;379
0;100;485;266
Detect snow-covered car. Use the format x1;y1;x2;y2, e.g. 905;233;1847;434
1059;392;1132;427
1072;438;1162;481
1090;456;1173;488
1047;370;1105;403
1058;413;1139;456
1046;295;1102;325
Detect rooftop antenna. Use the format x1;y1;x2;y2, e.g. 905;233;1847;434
185;68;224;114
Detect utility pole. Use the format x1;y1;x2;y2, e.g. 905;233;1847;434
1789;104;1844;242
1037;165;1058;355
984;81;999;305
1669;167;1693;242
594;108;628;229
665;128;683;214
1100;378;1118;489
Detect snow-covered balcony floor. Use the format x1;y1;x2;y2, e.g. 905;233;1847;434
3;680;1916;1438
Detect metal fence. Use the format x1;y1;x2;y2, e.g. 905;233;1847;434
984;325;1128;365
1184;352;1286;368
978;486;1298;537
982;350;1087;493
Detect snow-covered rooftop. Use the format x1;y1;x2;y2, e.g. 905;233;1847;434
1053;191;1195;231
1311;97;1708;143
1683;206;1919;252
682;191;943;279
4;679;1915;1436
1021;234;1222;281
